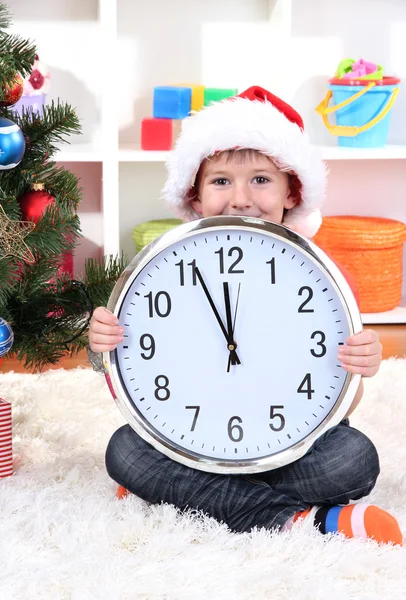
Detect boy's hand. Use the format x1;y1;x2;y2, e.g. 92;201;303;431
88;307;124;353
337;329;382;377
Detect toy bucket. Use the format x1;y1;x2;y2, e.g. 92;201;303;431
316;77;400;147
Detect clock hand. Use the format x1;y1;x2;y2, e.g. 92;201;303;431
223;282;241;371
227;282;241;373
232;283;241;333
194;266;240;364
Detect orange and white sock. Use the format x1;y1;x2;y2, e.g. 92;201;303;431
117;485;130;499
289;504;402;545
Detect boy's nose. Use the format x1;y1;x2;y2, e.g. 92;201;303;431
230;186;253;210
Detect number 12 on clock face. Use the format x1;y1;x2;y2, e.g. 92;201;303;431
108;218;361;473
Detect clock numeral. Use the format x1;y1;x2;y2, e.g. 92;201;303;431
175;259;197;286
298;286;314;313
154;375;170;401
266;257;276;284
185;406;200;431
228;416;244;442
310;330;327;358
144;291;172;318
269;405;285;431
297;373;314;400
140;334;155;360
215;247;244;274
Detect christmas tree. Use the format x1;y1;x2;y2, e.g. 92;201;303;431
0;3;126;371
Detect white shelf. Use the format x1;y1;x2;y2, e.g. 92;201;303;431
362;298;406;325
119;144;170;163
118;144;406;163
319;145;406;161
10;0;405;325
54;143;104;163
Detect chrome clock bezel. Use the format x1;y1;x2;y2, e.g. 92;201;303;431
103;216;362;474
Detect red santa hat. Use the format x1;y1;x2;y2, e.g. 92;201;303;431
161;86;327;238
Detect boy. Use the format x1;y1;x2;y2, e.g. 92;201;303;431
89;86;402;545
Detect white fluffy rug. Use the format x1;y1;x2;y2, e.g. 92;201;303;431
1;359;406;600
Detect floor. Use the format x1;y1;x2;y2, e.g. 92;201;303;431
1;325;405;373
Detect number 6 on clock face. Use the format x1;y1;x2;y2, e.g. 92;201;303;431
104;216;362;474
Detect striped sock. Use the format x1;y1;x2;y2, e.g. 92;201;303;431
292;504;402;545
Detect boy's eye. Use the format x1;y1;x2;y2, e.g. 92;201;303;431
213;178;229;185
253;176;270;184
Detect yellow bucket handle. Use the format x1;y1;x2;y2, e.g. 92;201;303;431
315;81;400;137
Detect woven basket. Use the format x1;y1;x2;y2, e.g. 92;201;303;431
132;218;183;253
314;216;406;313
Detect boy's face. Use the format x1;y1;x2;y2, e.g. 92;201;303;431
190;151;298;223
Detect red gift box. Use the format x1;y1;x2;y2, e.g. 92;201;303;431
0;399;13;478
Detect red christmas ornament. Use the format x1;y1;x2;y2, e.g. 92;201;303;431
0;73;24;107
19;184;55;222
29;69;45;91
18;184;74;278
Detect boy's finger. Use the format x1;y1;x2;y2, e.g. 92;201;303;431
90;342;121;353
338;353;381;368
91;333;123;346
346;329;377;345
92;308;119;326
91;321;124;335
338;343;381;357
340;363;379;377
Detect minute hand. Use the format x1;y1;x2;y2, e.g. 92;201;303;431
194;267;240;363
223;282;241;368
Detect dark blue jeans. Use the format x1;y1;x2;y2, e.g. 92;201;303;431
105;420;380;533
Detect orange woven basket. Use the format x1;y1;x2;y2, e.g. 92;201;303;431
314;216;406;313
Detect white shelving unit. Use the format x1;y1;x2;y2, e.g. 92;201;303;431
8;0;406;324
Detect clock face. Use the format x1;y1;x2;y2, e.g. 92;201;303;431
105;217;361;473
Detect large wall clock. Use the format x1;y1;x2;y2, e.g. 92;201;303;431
104;216;361;474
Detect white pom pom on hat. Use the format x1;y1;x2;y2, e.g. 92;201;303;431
161;85;327;238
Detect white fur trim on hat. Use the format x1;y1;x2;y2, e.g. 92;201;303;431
161;94;327;238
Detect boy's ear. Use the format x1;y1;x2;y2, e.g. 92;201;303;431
188;188;203;215
284;189;298;210
285;174;301;210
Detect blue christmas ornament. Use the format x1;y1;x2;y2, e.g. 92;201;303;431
0;318;14;357
0;117;26;170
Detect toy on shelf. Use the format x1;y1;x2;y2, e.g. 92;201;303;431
204;87;238;106
315;58;401;148
177;84;205;112
337;58;384;81
13;54;51;116
153;86;192;120
141;117;173;151
141;85;238;151
0;398;13;479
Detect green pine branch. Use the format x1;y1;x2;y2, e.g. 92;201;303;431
0;4;36;94
0;259;15;311
0;2;10;30
1;101;81;170
4;254;129;371
0;2;129;372
83;254;130;309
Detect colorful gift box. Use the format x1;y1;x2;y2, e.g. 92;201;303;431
0;398;13;478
